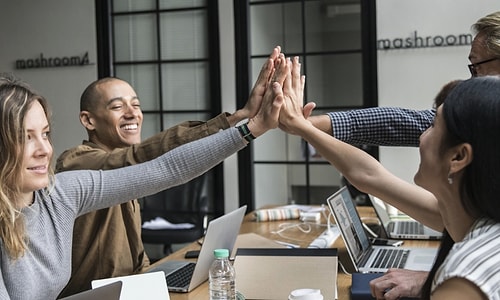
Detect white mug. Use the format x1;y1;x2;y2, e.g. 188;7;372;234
288;289;324;300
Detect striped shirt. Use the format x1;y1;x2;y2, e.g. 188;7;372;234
432;218;500;299
328;107;435;146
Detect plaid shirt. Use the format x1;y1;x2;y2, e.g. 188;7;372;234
328;107;436;147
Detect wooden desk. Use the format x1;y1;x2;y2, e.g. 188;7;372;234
150;206;440;300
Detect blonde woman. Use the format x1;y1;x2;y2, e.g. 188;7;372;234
0;59;291;299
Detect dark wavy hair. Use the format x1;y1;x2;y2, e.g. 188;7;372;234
421;76;500;298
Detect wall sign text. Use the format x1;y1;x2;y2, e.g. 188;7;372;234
15;52;92;69
378;31;473;50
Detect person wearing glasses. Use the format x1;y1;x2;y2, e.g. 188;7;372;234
280;58;500;299
303;11;500;300
308;11;500;149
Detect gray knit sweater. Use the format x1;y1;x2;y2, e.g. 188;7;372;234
0;128;246;300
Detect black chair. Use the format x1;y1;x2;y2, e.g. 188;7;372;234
140;174;209;259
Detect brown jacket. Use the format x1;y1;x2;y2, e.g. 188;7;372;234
56;113;230;298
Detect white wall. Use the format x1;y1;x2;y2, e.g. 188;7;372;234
3;0;499;212
377;0;499;183
0;0;97;158
0;0;242;213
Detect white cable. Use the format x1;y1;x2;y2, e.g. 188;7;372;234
362;222;378;238
338;261;352;276
360;217;380;238
320;204;335;232
271;222;312;234
272;207;336;245
360;217;380;225
271;222;312;242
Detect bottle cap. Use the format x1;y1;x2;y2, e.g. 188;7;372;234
213;249;230;258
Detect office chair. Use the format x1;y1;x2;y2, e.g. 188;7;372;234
140;174;209;259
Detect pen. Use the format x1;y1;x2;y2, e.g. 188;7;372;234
274;240;300;248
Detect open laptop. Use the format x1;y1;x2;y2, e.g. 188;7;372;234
369;194;442;240
60;281;122;300
327;186;437;273
145;205;247;292
92;271;168;300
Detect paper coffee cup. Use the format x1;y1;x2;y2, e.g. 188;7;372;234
288;289;324;300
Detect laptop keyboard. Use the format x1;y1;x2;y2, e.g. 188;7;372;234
370;248;409;269
397;221;425;235
166;263;196;288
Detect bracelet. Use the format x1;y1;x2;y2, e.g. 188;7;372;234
237;122;256;142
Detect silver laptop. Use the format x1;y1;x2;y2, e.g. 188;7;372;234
369;195;442;240
145;205;247;292
60;281;122;300
327;186;437;273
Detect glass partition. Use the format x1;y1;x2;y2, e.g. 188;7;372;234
249;0;365;205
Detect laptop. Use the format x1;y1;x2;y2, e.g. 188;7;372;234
145;205;247;292
92;271;168;300
368;194;442;240
326;186;437;273
60;281;122;300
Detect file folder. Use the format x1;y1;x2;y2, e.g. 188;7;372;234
234;248;338;300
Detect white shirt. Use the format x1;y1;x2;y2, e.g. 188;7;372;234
432;218;500;299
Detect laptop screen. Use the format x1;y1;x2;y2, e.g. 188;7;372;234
62;281;122;300
327;186;371;264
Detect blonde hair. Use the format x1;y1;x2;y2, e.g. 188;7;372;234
0;74;54;259
472;11;500;56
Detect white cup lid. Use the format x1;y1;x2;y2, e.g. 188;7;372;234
288;289;323;300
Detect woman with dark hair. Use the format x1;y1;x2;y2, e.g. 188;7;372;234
418;76;500;300
279;59;500;299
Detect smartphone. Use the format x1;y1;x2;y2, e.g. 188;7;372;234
371;238;404;247
184;250;200;259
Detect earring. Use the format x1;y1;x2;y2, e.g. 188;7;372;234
447;176;453;185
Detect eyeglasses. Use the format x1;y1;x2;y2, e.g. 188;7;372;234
468;57;499;77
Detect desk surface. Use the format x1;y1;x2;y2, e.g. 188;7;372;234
150;206;439;300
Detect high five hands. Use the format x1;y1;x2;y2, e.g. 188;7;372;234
246;46;313;138
277;55;314;135
259;47;313;135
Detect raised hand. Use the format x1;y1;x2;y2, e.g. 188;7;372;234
228;46;282;126
278;56;310;135
246;54;289;137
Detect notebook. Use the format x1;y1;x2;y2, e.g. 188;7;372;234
368;195;442;240
326;186;437;273
60;281;122;300
234;248;338;300
145;205;247;292
350;272;384;300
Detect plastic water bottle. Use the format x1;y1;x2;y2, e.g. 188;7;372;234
209;248;235;300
